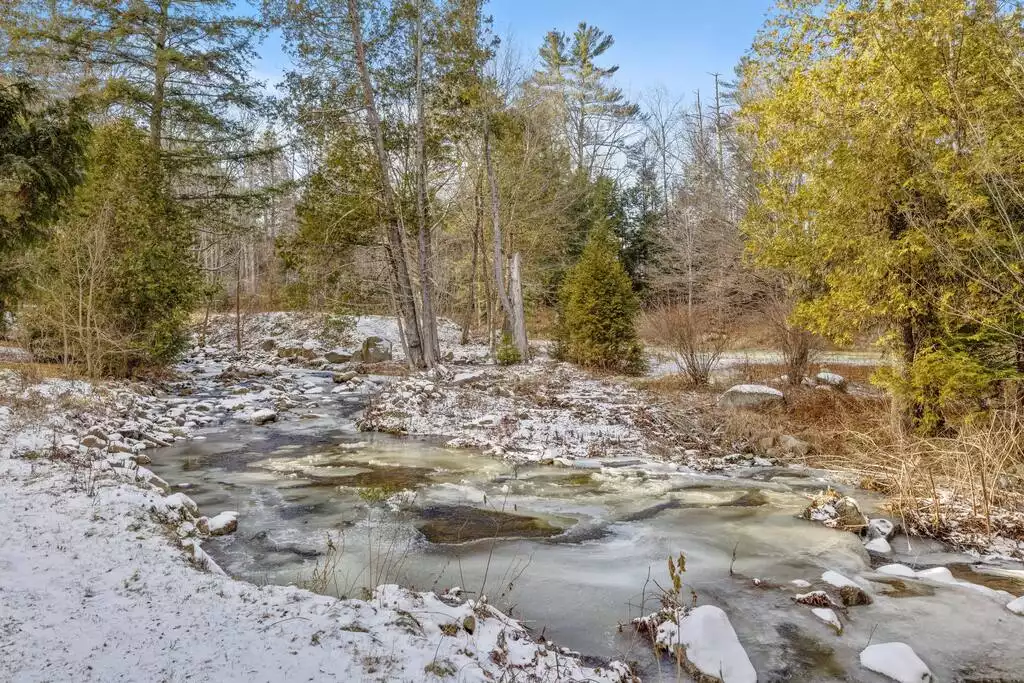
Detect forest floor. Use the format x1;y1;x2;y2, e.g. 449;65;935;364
2;311;1023;681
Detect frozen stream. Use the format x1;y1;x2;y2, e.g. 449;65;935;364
151;402;1024;681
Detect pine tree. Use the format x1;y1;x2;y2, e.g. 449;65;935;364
3;0;265;167
0;80;89;322
556;225;645;374
532;22;640;177
27;120;200;376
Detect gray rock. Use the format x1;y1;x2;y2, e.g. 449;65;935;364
815;370;847;390
867;518;897;541
718;384;784;410
332;370;358;384
324;349;352;364
777;434;810;457
81;435;107;449
359;336;393;363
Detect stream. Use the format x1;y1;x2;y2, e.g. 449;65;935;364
150;376;1024;682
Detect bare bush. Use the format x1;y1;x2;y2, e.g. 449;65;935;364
642;305;729;385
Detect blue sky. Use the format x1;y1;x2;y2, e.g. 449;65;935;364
251;1;775;103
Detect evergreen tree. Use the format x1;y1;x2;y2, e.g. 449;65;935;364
742;0;1024;430
556;225;645;374
3;0;265;167
0;80;89;321
27;120;200;376
532;22;640;177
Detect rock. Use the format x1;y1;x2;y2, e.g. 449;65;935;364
815;370;847;390
1007;595;1024;615
656;605;757;683
839;584;873;606
87;426;109;441
332;370;358;384
728;489;769;507
260;338;277;352
81;435;107;449
717;384;784;410
161;492;199;521
452;370;487;386
795;591;835;608
859;643;934;683
776;434;810;457
132;454;153;466
868;518;897;540
107;441;134;454
865;536;892;554
248;408;277;425
359;336;392;363
206;511;238;536
324;349;352;364
802;488;868;531
811;607;843;634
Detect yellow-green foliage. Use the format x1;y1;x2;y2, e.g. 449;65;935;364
26;120;199;376
556;226;645;374
741;0;1024;429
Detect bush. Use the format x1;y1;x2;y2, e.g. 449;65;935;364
25;120;199;377
641;305;728;385
556;226;645;374
495;334;522;366
876;345;1004;434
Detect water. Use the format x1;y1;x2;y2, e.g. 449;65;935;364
152;414;1024;681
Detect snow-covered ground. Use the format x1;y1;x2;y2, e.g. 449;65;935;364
0;456;630;682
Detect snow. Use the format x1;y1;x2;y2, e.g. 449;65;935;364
865;536;893;553
0;455;631;683
821;570;861;589
206;510;238;535
724;384;784;396
859;642;934;682
877;564;918;579
1006;595;1024;615
655;605;757;683
811;607;843;634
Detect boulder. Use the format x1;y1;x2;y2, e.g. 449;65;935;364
718;384;784;410
864;536;892;554
815;370;847;390
248;408;277;426
802;488;869;531
359;336;393;363
859;643;934;683
202;511;238;536
81;435;107;449
332;370;358;384
324;349;352;364
867;518;897;540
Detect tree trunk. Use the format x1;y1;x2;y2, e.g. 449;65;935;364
235;255;243;351
461;178;482;345
509;252;529;359
347;0;425;369
414;0;439;365
483;113;514;331
150;0;169;151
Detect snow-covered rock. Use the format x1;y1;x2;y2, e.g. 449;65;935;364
859;642;934;682
717;384;784;410
1007;595;1024;615
203;511;238;536
815;371;847;390
656;605;756;683
811;607;842;634
865;536;892;553
247;408;277;426
868;517;897;540
802;488;868;531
